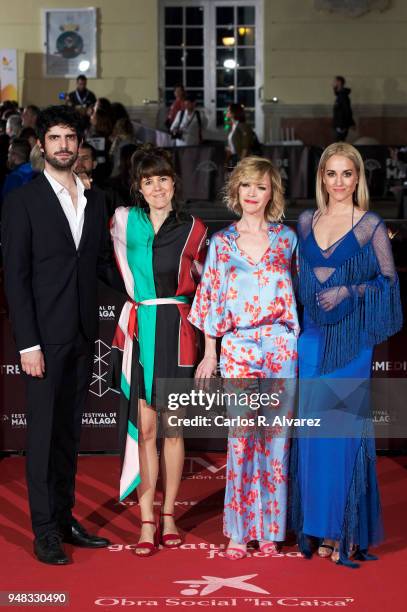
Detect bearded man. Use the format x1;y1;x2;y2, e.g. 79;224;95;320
1;106;113;564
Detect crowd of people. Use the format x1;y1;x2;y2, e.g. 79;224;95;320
0;76;141;216
0;76;266;214
0;72;358;220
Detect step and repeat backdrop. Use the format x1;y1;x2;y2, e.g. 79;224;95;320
1;220;406;453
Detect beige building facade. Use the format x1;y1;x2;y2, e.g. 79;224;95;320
0;0;406;144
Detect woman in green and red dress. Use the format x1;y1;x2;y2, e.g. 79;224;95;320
110;145;207;556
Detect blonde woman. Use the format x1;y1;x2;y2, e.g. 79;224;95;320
291;143;402;567
29;144;45;173
189;157;299;559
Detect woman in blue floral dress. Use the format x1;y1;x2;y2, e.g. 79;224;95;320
189;157;299;558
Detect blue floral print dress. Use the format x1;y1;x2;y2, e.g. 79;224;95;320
189;222;299;544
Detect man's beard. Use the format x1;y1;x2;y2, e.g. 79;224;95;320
45;151;77;169
74;165;92;177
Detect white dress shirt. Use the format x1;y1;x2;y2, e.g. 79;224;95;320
228;121;238;155
43;169;87;249
20;171;87;354
170;109;205;146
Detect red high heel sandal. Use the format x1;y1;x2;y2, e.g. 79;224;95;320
160;513;182;548
224;547;247;560
259;541;280;554
134;520;159;557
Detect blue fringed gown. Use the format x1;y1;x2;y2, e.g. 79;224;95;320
291;209;403;566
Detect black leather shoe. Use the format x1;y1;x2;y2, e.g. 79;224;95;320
61;518;111;548
34;532;70;565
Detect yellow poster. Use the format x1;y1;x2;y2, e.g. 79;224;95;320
0;49;18;101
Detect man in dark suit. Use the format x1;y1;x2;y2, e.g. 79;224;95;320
1;106;113;564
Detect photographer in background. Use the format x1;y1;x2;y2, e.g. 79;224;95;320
170;93;204;146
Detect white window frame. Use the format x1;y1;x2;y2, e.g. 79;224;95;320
159;0;264;138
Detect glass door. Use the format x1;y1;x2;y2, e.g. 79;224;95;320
160;0;263;137
212;3;259;129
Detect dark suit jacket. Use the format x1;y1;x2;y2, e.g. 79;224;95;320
1;173;117;351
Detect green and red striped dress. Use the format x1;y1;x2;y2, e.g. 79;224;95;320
110;206;207;500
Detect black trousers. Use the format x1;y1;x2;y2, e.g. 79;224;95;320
25;333;93;538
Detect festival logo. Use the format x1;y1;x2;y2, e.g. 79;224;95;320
273;157;289;180
10;413;27;428
372;408;390;424
0;364;21;375
82;411;117;427
373;360;407;372
184;455;227;480
90;339;115;398
99;305;116;320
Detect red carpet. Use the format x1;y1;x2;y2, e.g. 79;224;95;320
0;454;406;611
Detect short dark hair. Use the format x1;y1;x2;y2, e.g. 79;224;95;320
25;104;40;117
229;103;246;123
37;105;84;146
185;93;197;103
95;97;112;114
19;126;37;140
77;74;87;82
335;75;346;86
10;137;31;163
92;108;113;137
131;144;184;219
111;102;129;124
79;141;97;161
119;143;138;174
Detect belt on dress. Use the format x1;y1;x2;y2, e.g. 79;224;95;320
126;295;190;405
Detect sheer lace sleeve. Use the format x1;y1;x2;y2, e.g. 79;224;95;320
352;220;397;295
297;209;314;243
299;211;402;373
316;220;402;337
353;221;402;342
